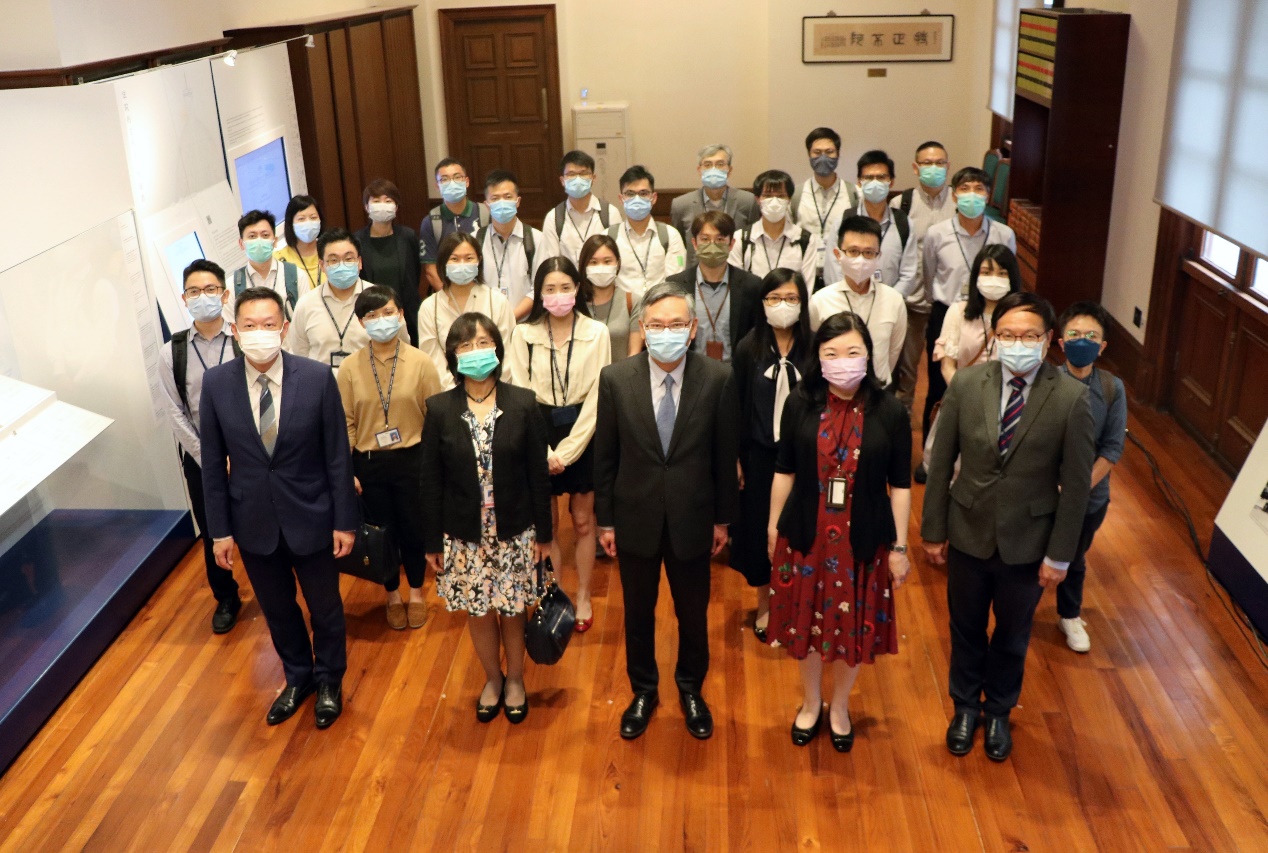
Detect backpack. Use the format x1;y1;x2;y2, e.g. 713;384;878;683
898;188;915;215
738;226;812;272
552;200;611;238
171;329;242;413
790;180;859;226
1098;367;1119;411
430;202;491;245
234;262;299;318
477;223;536;268
607;221;670;253
891;207;911;251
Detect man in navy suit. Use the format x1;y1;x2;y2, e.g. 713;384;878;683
201;287;359;729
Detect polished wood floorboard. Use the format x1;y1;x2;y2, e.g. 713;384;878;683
3;387;1268;851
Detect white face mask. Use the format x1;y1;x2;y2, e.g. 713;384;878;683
367;201;397;223
237;329;283;363
837;251;879;286
760;197;790;222
763;300;800;329
976;274;1012;302
588;265;618;287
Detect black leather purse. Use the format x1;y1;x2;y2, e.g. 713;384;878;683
335;501;400;586
525;557;576;665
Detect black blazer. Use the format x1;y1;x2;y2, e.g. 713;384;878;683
594;351;740;560
419;381;553;551
731;327;806;458
354;224;423;346
774;388;912;559
666;264;762;353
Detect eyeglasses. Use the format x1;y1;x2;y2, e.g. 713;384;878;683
840;248;881;260
644;322;692;333
696;237;731;247
455;340;496;353
437;175;467;185
1063;330;1102;342
996;332;1046;345
620;190;654;200
699;160;730;170
183;284;224;298
917;158;950;167
762;295;801;306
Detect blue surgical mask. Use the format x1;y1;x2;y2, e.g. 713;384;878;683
440;181;468;204
489;199;518;224
701;168;728;189
999;340;1044;375
919;165;947;188
860;179;890;204
956;192;987;219
364;315;402;343
564;176;592;199
327;261;360;290
187;293;224;323
446;262;479;285
811;155;838;177
457;348;499;380
623;195;652;221
644;327;692;363
293;220;321;243
244;238;274;264
1063;337;1101;369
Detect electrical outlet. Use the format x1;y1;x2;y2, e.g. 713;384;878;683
1133;307;1143;328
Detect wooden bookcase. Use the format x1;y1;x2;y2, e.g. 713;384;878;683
1007;8;1130;316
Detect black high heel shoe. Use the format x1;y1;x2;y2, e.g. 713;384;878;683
476;681;504;723
791;704;823;746
829;709;854;753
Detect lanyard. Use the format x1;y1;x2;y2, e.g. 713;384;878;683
190;332;230;372
761;235;789;273
490;229;512;289
626;224;655;278
320;286;358;349
369;341;400;426
827;398;858;477
547;313;576;405
566;206;597;245
812;180;842;237
856;198;891;243
697;278;730;342
841;285;875;326
952;219;991;273
298;253;323;289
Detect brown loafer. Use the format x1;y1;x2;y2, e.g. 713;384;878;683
386;601;407;630
407;601;428;629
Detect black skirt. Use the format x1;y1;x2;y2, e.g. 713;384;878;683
731;443;778;587
540;403;595;496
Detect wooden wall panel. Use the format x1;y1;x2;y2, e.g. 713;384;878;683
292;33;345;229
348;20;395;230
326;27;364;230
382;12;429;233
1171;282;1232;444
1218;315;1268;469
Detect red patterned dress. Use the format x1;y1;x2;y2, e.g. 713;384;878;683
768;394;897;664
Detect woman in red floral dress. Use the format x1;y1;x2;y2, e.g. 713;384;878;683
767;311;913;751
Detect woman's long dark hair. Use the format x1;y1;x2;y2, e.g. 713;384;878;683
964;244;1022;322
283;195;323;248
525;256;594;324
751;268;811;360
577;233;621;294
795;311;883;411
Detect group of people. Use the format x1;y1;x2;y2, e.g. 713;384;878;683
157;131;1128;762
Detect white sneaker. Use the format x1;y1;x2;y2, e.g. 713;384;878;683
1059;617;1091;653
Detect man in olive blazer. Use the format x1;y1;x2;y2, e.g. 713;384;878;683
922;292;1095;762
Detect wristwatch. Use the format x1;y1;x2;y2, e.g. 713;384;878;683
891;544;908;554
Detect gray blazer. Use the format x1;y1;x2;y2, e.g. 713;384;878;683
670;187;761;265
921;361;1096;565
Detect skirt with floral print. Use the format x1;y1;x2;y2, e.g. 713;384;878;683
438;506;538;617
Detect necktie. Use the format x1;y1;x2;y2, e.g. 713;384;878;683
656;374;676;456
258;374;277;456
999;375;1027;453
763;357;800;442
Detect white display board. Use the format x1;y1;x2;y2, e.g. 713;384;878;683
1215;422;1268;585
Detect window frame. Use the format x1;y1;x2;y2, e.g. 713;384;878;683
1193;228;1268;307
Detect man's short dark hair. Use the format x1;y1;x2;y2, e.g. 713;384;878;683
354;285;400;319
915;140;947;158
619;165;655;190
234;286;285;320
444;312;506;382
237;210;276;237
993;291;1057;333
837;215;883;247
805;127;841;152
363;178;401;207
691;210;737;239
1058;300;1111;335
434;157;466;177
560;150;595;174
857;150;895;179
183;258;225;284
753;169;794;198
317;227;360;259
485;169;519;192
951;166;991;191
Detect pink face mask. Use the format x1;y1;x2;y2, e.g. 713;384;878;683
820;355;868;391
542;292;576;317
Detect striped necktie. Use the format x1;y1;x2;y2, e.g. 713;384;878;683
999;375;1027;453
258;375;277;456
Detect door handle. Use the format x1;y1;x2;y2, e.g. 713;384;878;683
540;87;548;127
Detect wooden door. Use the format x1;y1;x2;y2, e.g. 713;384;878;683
1171;270;1234;446
438;5;564;222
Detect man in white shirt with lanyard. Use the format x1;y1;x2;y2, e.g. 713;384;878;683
225;210;305;321
288;227;407;371
809;216;907;387
670;144;761;266
479;169;542;321
792;127;858;291
824;149;919;303
611;165;687;298
539;150;622;265
918;166;1017;472
728;169;820;286
892;140;955;413
158;259;242;634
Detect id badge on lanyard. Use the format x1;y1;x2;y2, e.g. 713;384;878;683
826;476;848;509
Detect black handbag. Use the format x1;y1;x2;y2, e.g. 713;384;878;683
524;557;576;665
335;501;400;586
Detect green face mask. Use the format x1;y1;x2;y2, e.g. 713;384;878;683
696;241;729;267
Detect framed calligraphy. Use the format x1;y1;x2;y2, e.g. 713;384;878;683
802;15;955;64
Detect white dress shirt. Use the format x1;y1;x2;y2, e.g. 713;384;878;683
728;218;821;286
823;199;921;299
157;324;234;466
417;283;516;390
808;279;908;385
539;195;624;265
287;278;407;370
649;355;686;411
245;355;285;431
922;217;1017;308
794;176;856;274
224;259;311;321
614;220;687;297
892;184;954;310
482;220;543;311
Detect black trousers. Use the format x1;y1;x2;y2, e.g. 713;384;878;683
239;532;347;689
1056;502;1110;619
181;452;240;603
946;546;1044;718
618;521;712;696
353;445;426;592
922;301;952;439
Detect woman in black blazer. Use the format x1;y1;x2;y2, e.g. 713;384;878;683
355;179;423;345
421;312;552;724
766;311;912;752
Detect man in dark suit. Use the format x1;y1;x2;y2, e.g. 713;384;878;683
670;143;761;265
666;210;762;364
595;282;740;741
201;287;359;729
922;292;1095;761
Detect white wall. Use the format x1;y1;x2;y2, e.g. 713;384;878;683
48;0;222;67
0;3;60;71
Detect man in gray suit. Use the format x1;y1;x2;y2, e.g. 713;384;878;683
595;283;740;741
670;143;761;265
922;291;1095;762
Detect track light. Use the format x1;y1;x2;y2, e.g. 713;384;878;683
305;35;315;49
223;50;237;67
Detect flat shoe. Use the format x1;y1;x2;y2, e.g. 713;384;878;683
476;682;504;723
791;705;822;746
829;710;854;753
386;601;407;630
407;601;428;629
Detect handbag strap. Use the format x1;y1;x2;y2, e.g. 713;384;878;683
536;556;555;597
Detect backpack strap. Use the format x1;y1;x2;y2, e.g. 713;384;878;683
794;228;812;255
477;203;490;229
281;261;299;309
1098;367;1118;410
597;202;610;230
430;206;444;246
891;208;911;250
655;221;669;252
553;201;568;238
739;228;754;271
171;330;191;413
233;267;247;299
527;341;533;381
899;188;914;215
789;183;803;223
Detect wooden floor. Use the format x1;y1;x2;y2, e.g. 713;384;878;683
3;389;1268;852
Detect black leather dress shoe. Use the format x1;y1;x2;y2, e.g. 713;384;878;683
984;716;1012;762
314;682;343;729
680;692;713;740
620;693;659;740
212;597;241;634
946;710;979;756
791;705;822;746
829;711;854;753
266;682;315;726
